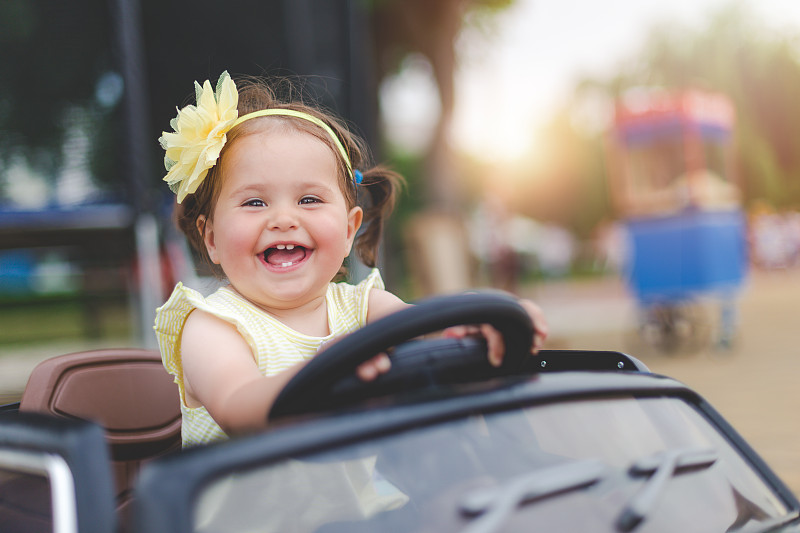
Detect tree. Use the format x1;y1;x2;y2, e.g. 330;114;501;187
370;0;515;211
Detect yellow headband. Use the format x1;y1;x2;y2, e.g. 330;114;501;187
159;71;360;204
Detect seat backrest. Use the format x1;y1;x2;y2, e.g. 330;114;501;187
19;348;181;531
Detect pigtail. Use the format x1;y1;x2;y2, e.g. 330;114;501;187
354;166;405;267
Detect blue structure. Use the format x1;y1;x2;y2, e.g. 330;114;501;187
0;251;35;294
624;210;748;304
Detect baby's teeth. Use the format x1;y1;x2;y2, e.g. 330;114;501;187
282;262;293;267
286;244;295;250
276;244;286;250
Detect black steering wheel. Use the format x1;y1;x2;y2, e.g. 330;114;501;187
269;291;535;420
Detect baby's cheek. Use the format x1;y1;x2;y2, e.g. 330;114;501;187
317;214;353;252
217;225;263;263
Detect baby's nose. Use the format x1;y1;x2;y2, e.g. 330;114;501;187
268;206;299;230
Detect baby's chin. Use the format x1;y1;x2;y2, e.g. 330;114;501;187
234;283;328;313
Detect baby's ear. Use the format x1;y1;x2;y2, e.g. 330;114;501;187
197;215;220;264
346;206;363;249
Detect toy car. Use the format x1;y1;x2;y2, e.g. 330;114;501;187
1;292;798;533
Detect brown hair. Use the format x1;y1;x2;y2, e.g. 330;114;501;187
173;75;404;278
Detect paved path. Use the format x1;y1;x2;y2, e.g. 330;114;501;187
527;268;800;497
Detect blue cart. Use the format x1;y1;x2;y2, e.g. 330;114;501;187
609;90;747;351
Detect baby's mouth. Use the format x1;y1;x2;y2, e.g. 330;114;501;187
263;244;308;268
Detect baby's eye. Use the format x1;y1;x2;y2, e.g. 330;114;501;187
299;196;322;205
242;198;265;207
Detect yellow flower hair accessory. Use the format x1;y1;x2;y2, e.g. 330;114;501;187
159;71;238;203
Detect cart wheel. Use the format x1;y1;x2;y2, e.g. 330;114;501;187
635;301;712;355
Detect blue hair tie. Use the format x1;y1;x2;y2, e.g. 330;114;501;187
354;169;363;185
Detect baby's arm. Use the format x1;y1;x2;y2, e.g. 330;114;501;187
180;309;303;435
367;288;410;322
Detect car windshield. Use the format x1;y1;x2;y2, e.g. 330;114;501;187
192;396;791;533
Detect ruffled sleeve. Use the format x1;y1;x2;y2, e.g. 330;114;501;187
153;282;246;403
325;269;384;336
354;269;384;326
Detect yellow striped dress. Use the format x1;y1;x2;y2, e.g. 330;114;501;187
153;269;384;447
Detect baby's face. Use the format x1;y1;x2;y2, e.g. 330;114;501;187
202;126;363;312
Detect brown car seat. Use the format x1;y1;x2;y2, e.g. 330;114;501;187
19;348;181;532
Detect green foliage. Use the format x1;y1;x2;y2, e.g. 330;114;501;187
568;3;800;213
467;0;515;18
363;0;514;12
0;0;122;196
367;146;423;296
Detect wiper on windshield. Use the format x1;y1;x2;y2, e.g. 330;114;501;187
617;447;718;532
458;459;608;533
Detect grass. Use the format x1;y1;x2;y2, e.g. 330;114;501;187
0;294;132;345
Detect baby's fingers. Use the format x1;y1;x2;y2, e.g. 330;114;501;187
442;325;480;339
444;324;505;367
481;324;505;367
519;299;549;353
355;353;391;382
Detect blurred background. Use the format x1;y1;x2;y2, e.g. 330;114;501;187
0;0;798;493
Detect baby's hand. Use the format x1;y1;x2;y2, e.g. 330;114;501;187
355;353;392;381
519;298;548;353
319;336;392;382
442;298;548;367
